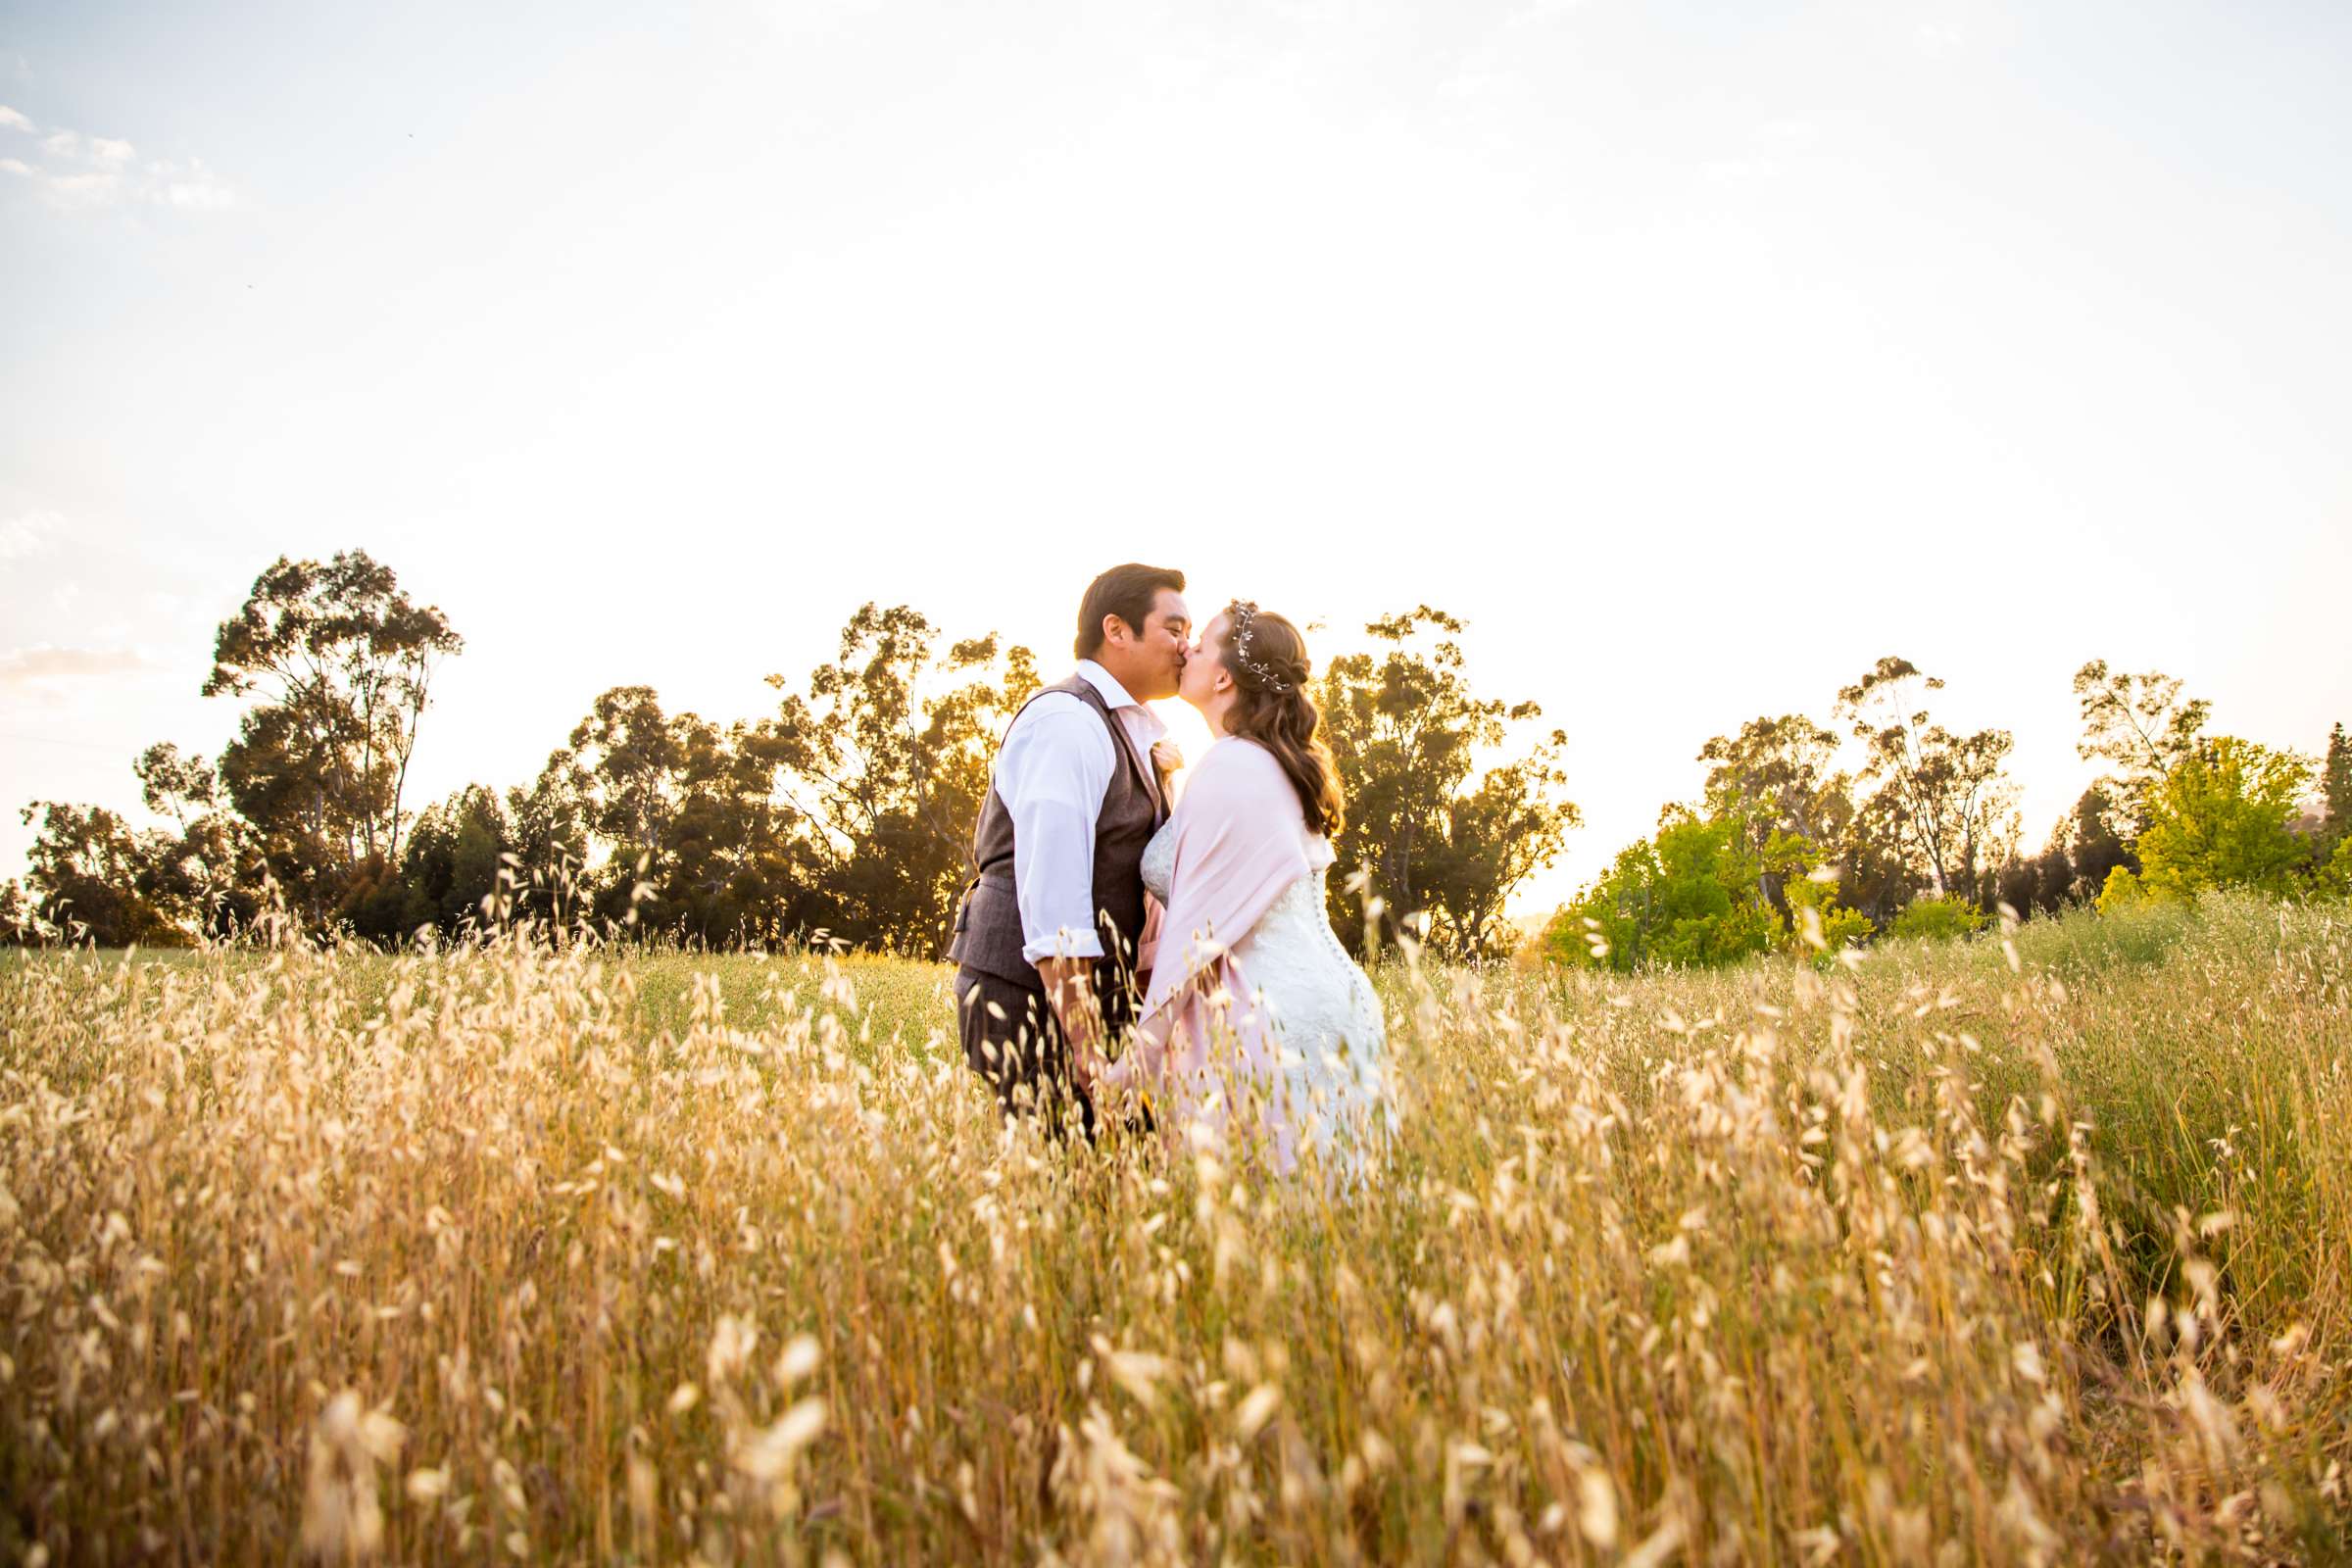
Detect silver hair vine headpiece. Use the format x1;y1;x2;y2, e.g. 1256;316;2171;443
1226;600;1292;693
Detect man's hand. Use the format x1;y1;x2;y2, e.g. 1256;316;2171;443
1035;955;1104;1089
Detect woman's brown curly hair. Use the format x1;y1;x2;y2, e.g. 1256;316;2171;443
1216;601;1346;839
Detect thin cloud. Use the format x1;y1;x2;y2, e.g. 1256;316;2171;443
160;159;234;210
43;171;121;205
2;121;235;212
0;104;29;133
0;645;156;686
0;511;63;561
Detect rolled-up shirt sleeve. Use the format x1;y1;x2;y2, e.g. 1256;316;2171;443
995;696;1117;964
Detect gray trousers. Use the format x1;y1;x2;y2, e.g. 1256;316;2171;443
953;966;1095;1141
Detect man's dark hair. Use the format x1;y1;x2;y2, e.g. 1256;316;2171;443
1075;564;1186;659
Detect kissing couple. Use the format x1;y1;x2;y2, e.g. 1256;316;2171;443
949;564;1393;1178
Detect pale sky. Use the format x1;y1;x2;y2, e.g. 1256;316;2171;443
4;0;2349;916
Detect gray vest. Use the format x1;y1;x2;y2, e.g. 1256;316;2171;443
949;675;1167;1020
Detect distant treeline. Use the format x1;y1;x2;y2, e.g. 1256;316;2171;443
4;553;1574;959
1545;661;2351;971
8;552;2346;964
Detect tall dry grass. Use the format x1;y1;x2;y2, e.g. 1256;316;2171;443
0;895;2346;1563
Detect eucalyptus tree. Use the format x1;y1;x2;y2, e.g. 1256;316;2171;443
2071;659;2212;838
759;604;1040;955
203;551;462;921
1314;607;1577;960
1835;657;2015;903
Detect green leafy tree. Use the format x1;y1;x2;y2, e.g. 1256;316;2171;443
1697;713;1856;917
2319;722;2351;862
758;606;1041;955
1420;750;1579;960
1544;808;1778;973
2121;737;2314;903
2072;660;2210;827
1994;851;2070;919
203;551;462;925
380;785;515;938
2013;846;2070;921
2094;862;2145;915
507;752;595;931
0;879;33;944
1832;790;1918;930
2031;844;2075;914
561;687;767;936
1698;713;1852;848
2056;786;2133;905
131;742;263;936
1317;608;1578;959
666;711;828;945
1781;862;1874;955
2318;836;2352;899
1836;657;2015;902
567;686;688;880
1887;894;1988;942
1998;787;2128;921
16;802;182;946
512;694;830;946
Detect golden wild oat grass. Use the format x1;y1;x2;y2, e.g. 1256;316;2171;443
0;895;2347;1564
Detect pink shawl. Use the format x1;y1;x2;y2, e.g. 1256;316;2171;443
1102;737;1312;1169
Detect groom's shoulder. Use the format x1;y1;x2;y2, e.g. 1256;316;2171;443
1002;679;1101;742
1014;673;1095;718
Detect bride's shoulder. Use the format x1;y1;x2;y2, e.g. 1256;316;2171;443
1188;739;1307;826
1198;735;1284;779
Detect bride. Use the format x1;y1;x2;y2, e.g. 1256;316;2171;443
1097;601;1392;1178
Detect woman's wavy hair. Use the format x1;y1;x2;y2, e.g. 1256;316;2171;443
1216;601;1345;839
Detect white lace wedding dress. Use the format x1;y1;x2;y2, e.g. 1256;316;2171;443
1143;819;1394;1175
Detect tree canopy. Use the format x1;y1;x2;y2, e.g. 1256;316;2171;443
1542;808;1778;973
2113;737;2315;904
1543;652;2341;976
7;562;1583;957
7;555;2344;959
202;551;463;925
1835;657;2016;901
1313;607;1579;961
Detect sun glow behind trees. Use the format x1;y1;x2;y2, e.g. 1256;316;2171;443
5;555;1582;957
9;550;2345;962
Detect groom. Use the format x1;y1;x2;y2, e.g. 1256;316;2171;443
949;564;1191;1136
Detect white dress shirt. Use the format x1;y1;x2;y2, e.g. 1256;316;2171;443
995;660;1168;965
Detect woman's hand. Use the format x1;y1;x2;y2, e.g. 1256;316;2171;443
1151;739;1183;783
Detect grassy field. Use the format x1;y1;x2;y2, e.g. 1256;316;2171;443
1;896;2347;1563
